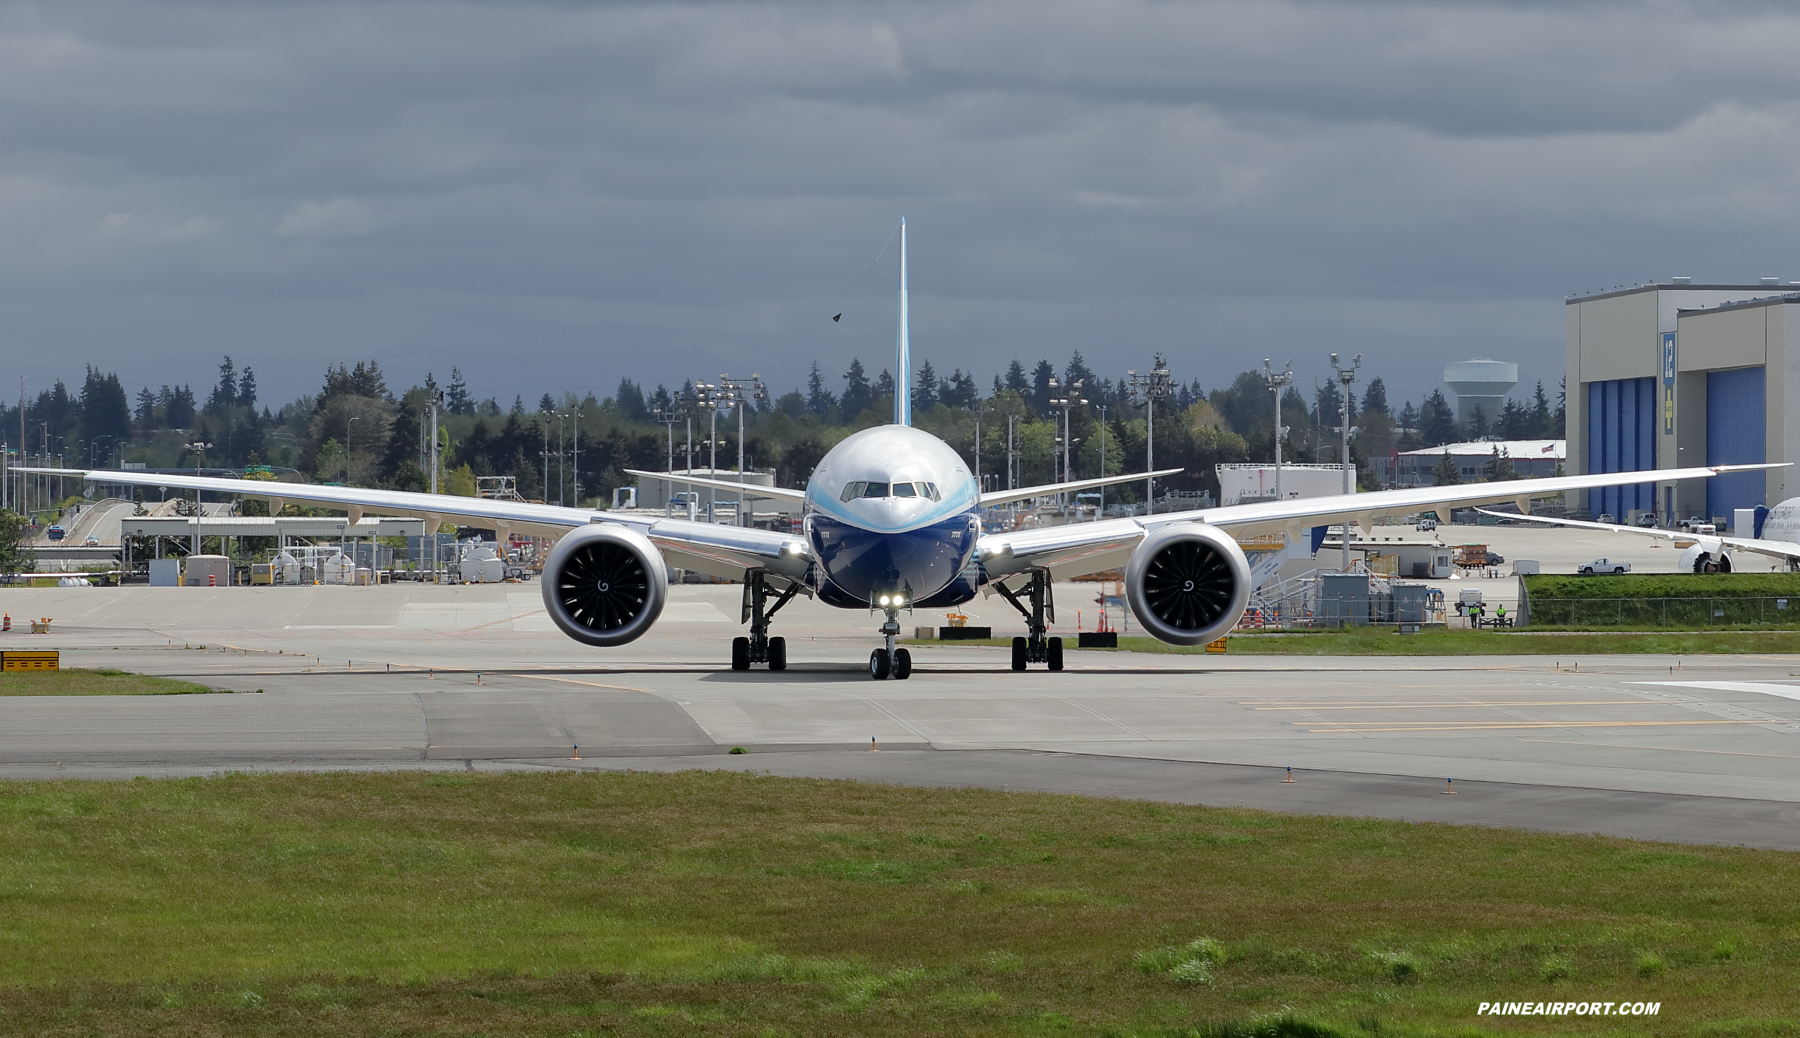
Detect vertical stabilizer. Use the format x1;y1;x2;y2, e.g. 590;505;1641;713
895;217;911;426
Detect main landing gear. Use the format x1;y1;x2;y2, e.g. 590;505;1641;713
731;572;800;671
867;595;913;680
994;569;1063;672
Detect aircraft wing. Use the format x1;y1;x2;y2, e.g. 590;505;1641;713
623;469;808;502
1145;464;1787;539
21;467;811;584
979;468;1183;508
1474;508;1800;566
976;463;1785;580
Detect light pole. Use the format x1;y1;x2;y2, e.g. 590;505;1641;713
430;391;443;582
652;404;684;516
184;441;212;555
345;416;362;484
540;412;551;505
1330;352;1362;571
1097;404;1108;519
1263;359;1294;503
554;411;567;507
652;405;683;473
1048;376;1086;511
1005;414;1016;491
717;373;767;526
962;403;988;493
1126;358;1174;514
692;382;719;521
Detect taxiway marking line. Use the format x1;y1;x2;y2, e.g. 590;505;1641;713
1302;719;1788;733
520;675;653;694
441;611;548;637
1520;739;1800;761
1249;701;1649;710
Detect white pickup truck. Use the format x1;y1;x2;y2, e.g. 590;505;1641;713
1578;557;1630;575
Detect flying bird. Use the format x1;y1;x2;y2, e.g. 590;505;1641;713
833;313;842;322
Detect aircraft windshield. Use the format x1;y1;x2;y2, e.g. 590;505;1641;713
837;480;943;502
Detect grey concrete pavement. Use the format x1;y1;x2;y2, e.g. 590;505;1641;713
4;581;1800;849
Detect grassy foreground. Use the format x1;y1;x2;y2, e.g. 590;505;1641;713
915;629;1800;655
0;667;215;696
0;771;1794;1035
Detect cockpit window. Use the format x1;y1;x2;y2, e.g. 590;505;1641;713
840;480;942;502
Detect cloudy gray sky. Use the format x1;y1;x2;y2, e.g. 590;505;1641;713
5;0;1799;412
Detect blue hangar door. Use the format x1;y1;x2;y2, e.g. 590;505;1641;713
1586;377;1655;520
1707;366;1766;521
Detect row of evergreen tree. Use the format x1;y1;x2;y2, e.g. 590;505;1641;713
2;353;1566;507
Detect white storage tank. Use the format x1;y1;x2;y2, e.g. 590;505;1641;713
320;553;356;584
459;544;505;583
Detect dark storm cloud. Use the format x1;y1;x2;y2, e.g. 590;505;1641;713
3;0;1799;407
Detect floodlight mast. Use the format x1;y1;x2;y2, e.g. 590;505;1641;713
1263;359;1294;504
652;403;685;516
717;373;767;526
1126;358;1174;513
1329;352;1361;571
1048;376;1086;511
693;382;719;521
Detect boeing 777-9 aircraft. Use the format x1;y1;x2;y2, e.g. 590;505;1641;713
26;220;1775;678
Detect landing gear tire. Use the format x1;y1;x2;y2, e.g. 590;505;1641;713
768;636;787;672
731;636;751;671
893;647;912;680
1046;636;1063;672
1011;637;1028;671
869;648;892;680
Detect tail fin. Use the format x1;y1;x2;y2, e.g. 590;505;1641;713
895;217;911;426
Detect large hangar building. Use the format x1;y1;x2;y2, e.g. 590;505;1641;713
1566;279;1800;527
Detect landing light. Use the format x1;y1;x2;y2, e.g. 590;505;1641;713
879;595;891;606
895;594;905;605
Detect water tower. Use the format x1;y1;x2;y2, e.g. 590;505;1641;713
1443;358;1518;430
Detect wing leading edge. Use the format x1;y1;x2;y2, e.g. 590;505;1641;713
1475;508;1800;566
21;467;809;584
979;464;1786;580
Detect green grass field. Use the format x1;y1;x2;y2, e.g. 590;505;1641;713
1523;572;1800;600
0;667;216;696
0;770;1794;1035
914;629;1800;655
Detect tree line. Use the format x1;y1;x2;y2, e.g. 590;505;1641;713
2;353;1566;509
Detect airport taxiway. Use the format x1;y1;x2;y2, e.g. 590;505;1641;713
6;579;1800;849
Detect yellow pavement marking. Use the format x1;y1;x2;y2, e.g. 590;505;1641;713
1521;739;1800;760
1250;701;1648;710
522;675;653;694
1303;719;1783;733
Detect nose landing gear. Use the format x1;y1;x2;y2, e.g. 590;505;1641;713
994;569;1063;671
867;598;913;680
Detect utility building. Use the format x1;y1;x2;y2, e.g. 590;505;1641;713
1566;279;1800;527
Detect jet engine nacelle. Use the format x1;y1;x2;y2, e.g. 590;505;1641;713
1124;523;1253;646
1679;540;1733;574
540;524;668;646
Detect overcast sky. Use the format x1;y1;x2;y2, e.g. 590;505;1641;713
5;0;1799;414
